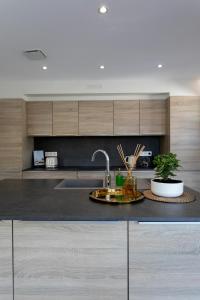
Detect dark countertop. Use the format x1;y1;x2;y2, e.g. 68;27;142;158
0;179;200;222
23;166;154;171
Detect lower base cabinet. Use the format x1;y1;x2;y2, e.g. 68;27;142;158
0;221;12;300
13;221;127;300
129;222;200;300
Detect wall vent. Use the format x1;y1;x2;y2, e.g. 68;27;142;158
23;49;47;60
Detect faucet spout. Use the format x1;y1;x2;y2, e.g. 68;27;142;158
91;149;111;188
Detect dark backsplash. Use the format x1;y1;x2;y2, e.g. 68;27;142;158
34;136;161;168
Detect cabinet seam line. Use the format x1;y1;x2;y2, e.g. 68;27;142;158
12;220;14;300
127;220;129;300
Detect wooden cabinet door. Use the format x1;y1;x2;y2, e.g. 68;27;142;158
79;101;113;135
129;222;200;300
0;100;23;171
53;101;78;136
14;221;127;300
114;100;139;135
140;100;166;135
22;170;77;179
0;221;12;300
170;96;200;170
27;101;52;136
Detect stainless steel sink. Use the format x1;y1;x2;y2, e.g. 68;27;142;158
54;179;104;189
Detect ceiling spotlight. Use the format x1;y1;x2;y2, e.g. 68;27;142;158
42;66;47;70
100;65;105;69
98;5;108;14
157;64;163;68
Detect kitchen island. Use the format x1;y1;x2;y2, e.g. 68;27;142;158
0;179;200;300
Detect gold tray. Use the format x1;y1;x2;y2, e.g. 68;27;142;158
90;188;144;204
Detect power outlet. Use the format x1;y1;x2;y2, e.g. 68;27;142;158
140;151;152;157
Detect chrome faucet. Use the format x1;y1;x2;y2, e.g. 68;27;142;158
91;149;111;188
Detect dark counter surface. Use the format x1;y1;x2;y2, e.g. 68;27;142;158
24;166;154;171
0;179;199;222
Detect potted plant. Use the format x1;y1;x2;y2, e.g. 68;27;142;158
151;153;183;197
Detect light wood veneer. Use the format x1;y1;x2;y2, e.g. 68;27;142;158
140;100;166;135
170;96;200;170
114;100;140;135
129;222;200;300
22;170;77;179
0;221;12;300
14;221;127;300
79;101;113;135
27;101;52;136
0;99;33;174
53;101;78;135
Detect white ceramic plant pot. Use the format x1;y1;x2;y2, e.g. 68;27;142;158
151;179;184;198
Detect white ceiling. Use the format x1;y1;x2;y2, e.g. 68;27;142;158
0;0;200;97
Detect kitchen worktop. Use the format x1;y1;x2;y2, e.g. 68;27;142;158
0;179;199;221
24;166;154;171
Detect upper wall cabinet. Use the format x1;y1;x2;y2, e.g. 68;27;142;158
53;101;78;136
27;101;53;136
79;101;113;135
140;100;166;135
114;101;140;135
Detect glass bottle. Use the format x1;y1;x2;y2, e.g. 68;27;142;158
115;168;124;187
122;170;137;198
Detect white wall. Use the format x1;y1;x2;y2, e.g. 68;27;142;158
0;77;199;99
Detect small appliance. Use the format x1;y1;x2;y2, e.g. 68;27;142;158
136;151;153;169
33;150;45;167
45;152;58;169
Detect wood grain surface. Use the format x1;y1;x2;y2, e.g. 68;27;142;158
140;100;166;135
129;222;200;300
0;221;12;300
114;100;140;135
53;101;78;136
27;101;53;136
79;101;113;135
14;221;127;300
22;170;77;179
0;99;32;173
170;96;200;170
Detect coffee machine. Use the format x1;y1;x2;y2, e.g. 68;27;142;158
45;152;58;169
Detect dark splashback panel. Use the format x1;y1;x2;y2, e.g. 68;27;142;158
34;136;160;167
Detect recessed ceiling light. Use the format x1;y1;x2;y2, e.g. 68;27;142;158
100;65;105;69
42;66;47;70
98;5;108;14
157;64;163;68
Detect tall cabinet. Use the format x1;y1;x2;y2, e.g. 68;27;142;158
0;99;33;179
170;96;200;170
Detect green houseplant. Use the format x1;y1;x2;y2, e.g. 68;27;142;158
151;153;183;197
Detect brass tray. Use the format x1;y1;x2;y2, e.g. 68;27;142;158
90;188;144;204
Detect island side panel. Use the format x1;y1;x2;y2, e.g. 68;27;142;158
129;222;200;300
14;221;127;300
0;220;12;300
